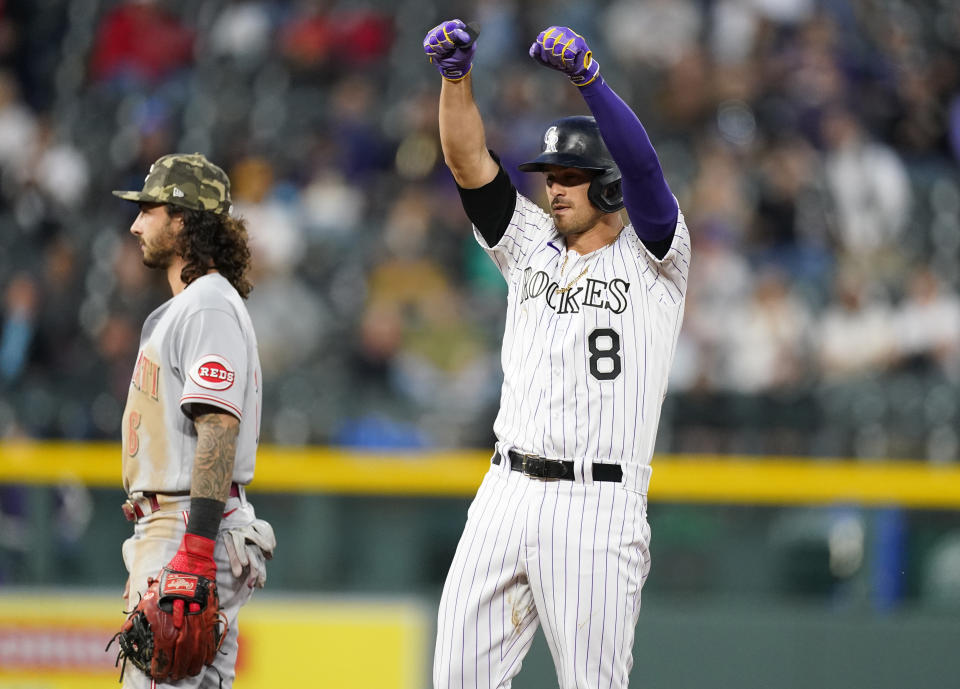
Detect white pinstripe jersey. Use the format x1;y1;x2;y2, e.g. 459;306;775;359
121;272;262;494
475;192;690;478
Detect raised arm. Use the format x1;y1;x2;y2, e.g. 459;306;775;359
424;20;499;189
529;27;678;243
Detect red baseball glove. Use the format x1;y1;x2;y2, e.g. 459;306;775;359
109;567;227;682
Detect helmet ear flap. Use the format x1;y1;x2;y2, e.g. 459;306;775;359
588;168;624;213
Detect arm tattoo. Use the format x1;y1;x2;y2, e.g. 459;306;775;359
192;407;240;502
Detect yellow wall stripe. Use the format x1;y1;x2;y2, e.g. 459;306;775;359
1;442;958;507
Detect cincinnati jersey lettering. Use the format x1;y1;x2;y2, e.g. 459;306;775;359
131;352;160;400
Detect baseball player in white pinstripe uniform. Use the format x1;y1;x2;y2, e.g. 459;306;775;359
424;22;690;688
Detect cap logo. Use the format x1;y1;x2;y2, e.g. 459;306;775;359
544;126;559;153
189;355;236;391
172;187;185;198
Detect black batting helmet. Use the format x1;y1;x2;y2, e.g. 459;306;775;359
518;115;624;213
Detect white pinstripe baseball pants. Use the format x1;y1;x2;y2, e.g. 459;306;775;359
434;457;652;689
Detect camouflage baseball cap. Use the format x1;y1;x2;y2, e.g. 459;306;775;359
112;153;232;214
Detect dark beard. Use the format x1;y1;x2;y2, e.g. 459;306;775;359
142;245;176;269
552;210;594;237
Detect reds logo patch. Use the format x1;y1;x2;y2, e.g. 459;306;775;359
189;355;236;391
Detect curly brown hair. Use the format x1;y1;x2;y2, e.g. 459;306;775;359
167;205;253;299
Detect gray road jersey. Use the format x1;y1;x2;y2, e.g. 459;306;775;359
121;273;262;494
474;192;690;483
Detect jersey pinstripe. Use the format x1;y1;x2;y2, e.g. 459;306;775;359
435;461;652;689
120;273;262;494
476;192;690;488
435;191;690;689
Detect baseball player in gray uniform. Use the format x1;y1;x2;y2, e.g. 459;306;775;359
424;22;690;689
112;153;276;688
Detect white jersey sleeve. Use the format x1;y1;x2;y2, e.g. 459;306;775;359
177;308;248;420
473;192;555;282
623;205;691;307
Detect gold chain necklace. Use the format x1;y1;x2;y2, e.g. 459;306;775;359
556;253;589;294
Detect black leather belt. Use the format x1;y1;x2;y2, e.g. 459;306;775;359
494;450;622;482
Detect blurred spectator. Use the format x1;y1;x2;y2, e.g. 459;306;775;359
301;164;365;242
659;48;714;133
17;118;89;210
33;236;87;380
209;1;276;65
710;0;762;64
818;267;897;380
279;1;336;68
0;0;954;457
821;105;912;257
751;135;833;281
675;227;753;391
279;4;392;70
245;273;327;376
229;155;327;377
231;155;302;274
0;69;36;175
353;185;498;444
722;269;814;392
766;12;847;125
328;75;392;180
94;313;140;404
391;288;496;443
687;138;752;245
470;0;521;72
893;268;960;376
0;272;38;384
600;0;701;69
752;137;817;249
89;1;195;86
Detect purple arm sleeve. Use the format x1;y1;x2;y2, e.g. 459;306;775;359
580;76;678;243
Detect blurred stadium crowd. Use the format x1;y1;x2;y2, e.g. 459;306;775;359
0;0;959;460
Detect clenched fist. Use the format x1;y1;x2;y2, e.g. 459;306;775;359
530;26;600;87
423;19;477;82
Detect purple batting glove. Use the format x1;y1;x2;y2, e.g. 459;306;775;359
423;19;476;82
529;26;600;87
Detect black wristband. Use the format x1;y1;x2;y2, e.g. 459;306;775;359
186;497;225;540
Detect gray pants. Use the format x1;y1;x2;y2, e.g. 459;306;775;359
120;492;258;689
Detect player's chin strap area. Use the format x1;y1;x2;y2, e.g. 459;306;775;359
122;483;244;522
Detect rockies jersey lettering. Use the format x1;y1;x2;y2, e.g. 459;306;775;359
521;270;631;314
475;192;690;476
